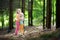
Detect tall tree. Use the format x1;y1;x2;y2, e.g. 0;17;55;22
9;0;13;32
31;0;33;26
22;0;25;14
56;0;60;28
43;0;45;29
28;0;33;26
46;0;52;29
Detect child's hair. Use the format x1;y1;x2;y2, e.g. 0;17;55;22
16;8;21;14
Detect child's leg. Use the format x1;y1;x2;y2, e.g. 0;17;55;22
15;21;20;35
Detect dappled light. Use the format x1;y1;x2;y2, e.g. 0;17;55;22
0;0;60;40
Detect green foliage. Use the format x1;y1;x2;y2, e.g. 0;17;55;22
0;0;56;27
33;0;43;26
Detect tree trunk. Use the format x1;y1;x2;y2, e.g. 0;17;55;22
28;0;33;26
22;0;25;14
9;0;13;31
31;0;33;26
46;0;52;29
43;0;45;29
56;0;60;28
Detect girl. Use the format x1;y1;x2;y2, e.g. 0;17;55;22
15;9;20;35
19;9;24;35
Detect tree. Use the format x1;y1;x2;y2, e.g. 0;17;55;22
43;0;45;29
46;0;52;29
22;0;25;14
28;0;33;26
8;0;13;32
56;0;60;28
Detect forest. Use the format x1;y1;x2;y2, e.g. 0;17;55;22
0;0;60;40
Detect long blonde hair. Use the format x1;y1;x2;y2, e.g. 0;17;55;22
16;9;22;14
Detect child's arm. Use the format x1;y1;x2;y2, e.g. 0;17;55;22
16;14;20;21
20;13;24;21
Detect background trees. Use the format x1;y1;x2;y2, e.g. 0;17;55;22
0;0;57;30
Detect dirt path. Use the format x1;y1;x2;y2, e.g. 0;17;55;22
0;26;56;40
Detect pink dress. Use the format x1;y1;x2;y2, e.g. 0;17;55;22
15;14;20;35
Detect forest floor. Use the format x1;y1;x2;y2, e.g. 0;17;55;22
0;26;59;40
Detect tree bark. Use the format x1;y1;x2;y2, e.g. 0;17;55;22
9;0;13;31
22;0;25;14
46;0;52;29
56;0;60;28
43;0;45;29
28;0;33;26
31;0;33;26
